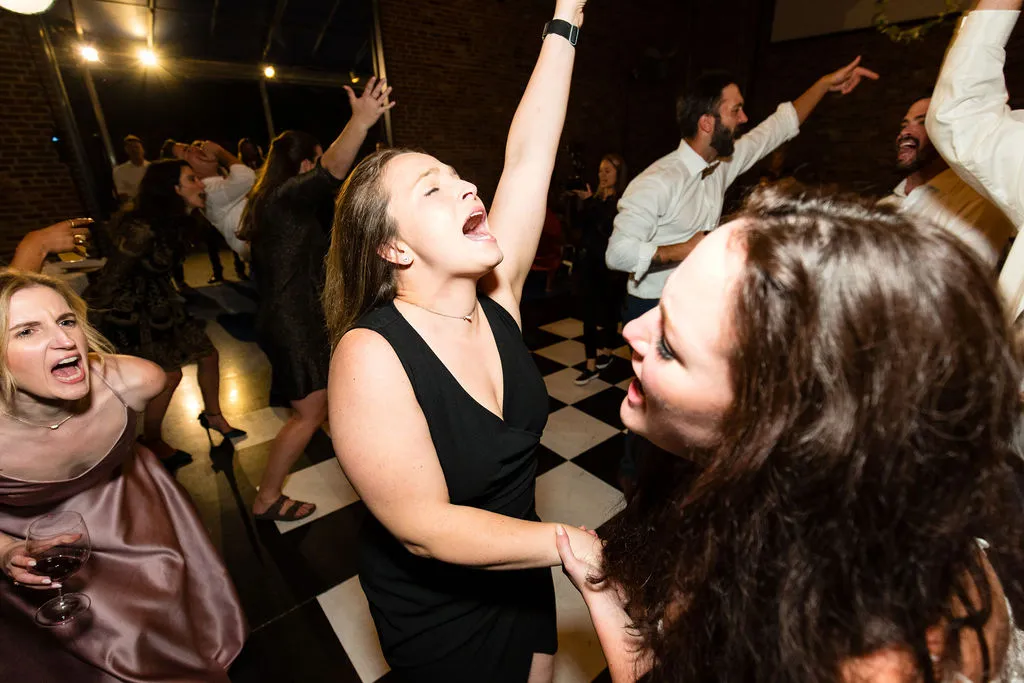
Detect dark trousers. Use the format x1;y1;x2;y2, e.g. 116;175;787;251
172;227;246;287
204;225;247;279
205;224;225;280
579;257;624;358
622;293;658;325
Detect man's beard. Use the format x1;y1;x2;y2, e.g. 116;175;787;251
710;117;736;158
896;137;938;174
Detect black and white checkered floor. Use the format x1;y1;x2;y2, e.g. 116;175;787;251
165;256;632;682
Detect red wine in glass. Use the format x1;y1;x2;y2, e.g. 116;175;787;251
33;547;88;582
26;511;91;626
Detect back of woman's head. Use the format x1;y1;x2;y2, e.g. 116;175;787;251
237;130;320;241
134;159;189;222
601;184;1024;683
323;147;415;346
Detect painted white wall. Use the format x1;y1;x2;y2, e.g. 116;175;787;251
772;0;965;41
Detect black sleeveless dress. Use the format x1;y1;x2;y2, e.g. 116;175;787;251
353;296;557;682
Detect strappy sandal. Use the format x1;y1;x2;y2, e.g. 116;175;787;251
253;495;316;522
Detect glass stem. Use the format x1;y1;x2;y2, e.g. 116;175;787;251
56;584;65;609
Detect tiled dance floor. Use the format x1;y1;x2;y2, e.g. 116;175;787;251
168;253;630;682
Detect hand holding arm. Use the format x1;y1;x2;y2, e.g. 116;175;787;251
792;56;880;125
330;329;604;570
556;526;651;682
320;76;395;180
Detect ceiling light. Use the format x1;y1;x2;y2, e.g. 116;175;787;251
0;0;56;15
263;65;276;79
138;48;158;67
79;45;100;62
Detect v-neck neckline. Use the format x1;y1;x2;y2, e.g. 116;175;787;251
391;298;509;424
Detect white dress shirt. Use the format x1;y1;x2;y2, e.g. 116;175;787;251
607;102;800;300
201;164;255;258
112;160;149;199
882;169;1014;269
927;9;1024;315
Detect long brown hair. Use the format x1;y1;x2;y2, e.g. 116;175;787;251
323;148;414;345
237;130;320;241
602;153;628;197
600;185;1024;682
0;269;115;406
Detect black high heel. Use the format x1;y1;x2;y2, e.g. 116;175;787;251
198;412;247;444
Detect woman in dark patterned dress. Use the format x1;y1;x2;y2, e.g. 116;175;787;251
85;160;244;469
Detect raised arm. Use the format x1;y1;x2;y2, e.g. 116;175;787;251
792;56;879;125
927;6;1023;225
481;0;586;318
329;329;601;570
322;76;395;180
10;218;92;272
927;4;1024;316
717;56;876;187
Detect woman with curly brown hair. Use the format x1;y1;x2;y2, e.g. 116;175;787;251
557;185;1024;682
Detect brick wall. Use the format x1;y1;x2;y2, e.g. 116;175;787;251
376;0;707;201
0;12;86;261
378;2;1024;205
746;17;1024;196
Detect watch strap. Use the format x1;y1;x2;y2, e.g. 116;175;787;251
542;19;579;46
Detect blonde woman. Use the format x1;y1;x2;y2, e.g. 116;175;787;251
0;269;246;681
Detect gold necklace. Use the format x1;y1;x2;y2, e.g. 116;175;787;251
396;298;476;323
3;410;75;430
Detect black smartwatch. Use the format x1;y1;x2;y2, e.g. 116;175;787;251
542;19;580;46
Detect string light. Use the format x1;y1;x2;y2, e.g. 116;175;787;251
263;65;276;79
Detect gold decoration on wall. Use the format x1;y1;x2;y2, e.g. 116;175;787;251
872;0;962;43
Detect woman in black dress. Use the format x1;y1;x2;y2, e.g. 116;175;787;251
86;160;244;469
237;78;394;521
570;153;628;385
323;1;599;680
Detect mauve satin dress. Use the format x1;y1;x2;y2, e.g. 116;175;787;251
0;383;247;682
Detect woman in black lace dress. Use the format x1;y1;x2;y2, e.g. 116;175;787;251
237;78;394;521
85;160;244;468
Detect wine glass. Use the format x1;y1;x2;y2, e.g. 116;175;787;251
26;511;91;627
